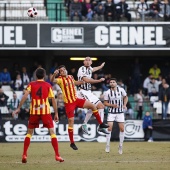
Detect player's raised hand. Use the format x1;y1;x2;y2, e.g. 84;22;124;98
54;69;59;75
100;62;105;68
99;78;105;82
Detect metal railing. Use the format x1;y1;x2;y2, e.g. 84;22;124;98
0;2;164;22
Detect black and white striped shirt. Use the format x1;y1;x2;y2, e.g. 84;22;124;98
104;86;127;114
77;66;93;90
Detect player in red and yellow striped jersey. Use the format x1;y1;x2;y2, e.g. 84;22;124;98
51;65;109;150
13;68;64;163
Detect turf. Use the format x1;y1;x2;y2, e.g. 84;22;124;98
0;142;170;170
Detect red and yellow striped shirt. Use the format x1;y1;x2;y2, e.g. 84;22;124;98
26;80;54;115
56;75;77;103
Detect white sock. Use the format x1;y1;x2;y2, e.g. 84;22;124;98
83;110;93;124
119;131;124;146
98;109;104;122
106;131;111;146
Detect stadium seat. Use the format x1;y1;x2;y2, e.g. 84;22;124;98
1;85;12;91
4;91;13;102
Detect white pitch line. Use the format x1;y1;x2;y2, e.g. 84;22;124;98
0;160;170;164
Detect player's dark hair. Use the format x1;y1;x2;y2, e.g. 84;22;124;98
58;65;66;74
35;68;46;79
109;78;117;83
58;65;66;69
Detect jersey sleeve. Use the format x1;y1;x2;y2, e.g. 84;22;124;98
121;88;127;97
104;91;109;101
56;77;61;85
48;87;54;98
26;83;31;92
78;66;87;80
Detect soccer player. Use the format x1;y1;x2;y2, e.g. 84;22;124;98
51;65;109;150
13;68;64;163
104;78;128;154
77;56;109;134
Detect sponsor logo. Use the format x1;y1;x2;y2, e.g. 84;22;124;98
0;26;26;45
95;26;166;46
2;121;106;142
125;120;144;138
51;27;84;44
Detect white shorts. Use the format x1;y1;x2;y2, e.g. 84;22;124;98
77;89;101;106
107;113;125;123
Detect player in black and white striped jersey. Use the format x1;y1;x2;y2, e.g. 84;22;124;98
104;78;128;154
77;56;109;134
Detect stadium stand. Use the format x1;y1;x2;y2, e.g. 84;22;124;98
0;0;48;21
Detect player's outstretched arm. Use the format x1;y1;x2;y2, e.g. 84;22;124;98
75;80;84;86
92;62;105;72
82;77;105;84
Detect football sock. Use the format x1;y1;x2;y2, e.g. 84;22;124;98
98;109;104;122
92;110;102;124
68;127;74;143
51;134;60;157
119;131;124;146
23;134;31;156
106;131;111;146
83;110;92;124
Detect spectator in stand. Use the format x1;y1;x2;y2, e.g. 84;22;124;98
104;0;115;21
137;0;149;21
82;0;94;21
160;0;170;21
93;3;105;21
69;0;82;21
115;0;131;21
0;67;12;85
158;83;170;120
143;74;153;96
57;93;66;120
159;77;167;90
147;78;159;98
8;92;20;120
149;0;161;21
0;88;9;114
134;89;144;120
78;109;86;120
21;67;30;86
143;111;153;142
149;64;161;80
13;74;23;91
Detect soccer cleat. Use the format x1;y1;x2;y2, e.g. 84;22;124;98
81;124;89;134
98;127;110;134
118;145;123;154
70;143;78;150
56;156;64;162
99;123;109;129
105;145;110;153
22;155;27;163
